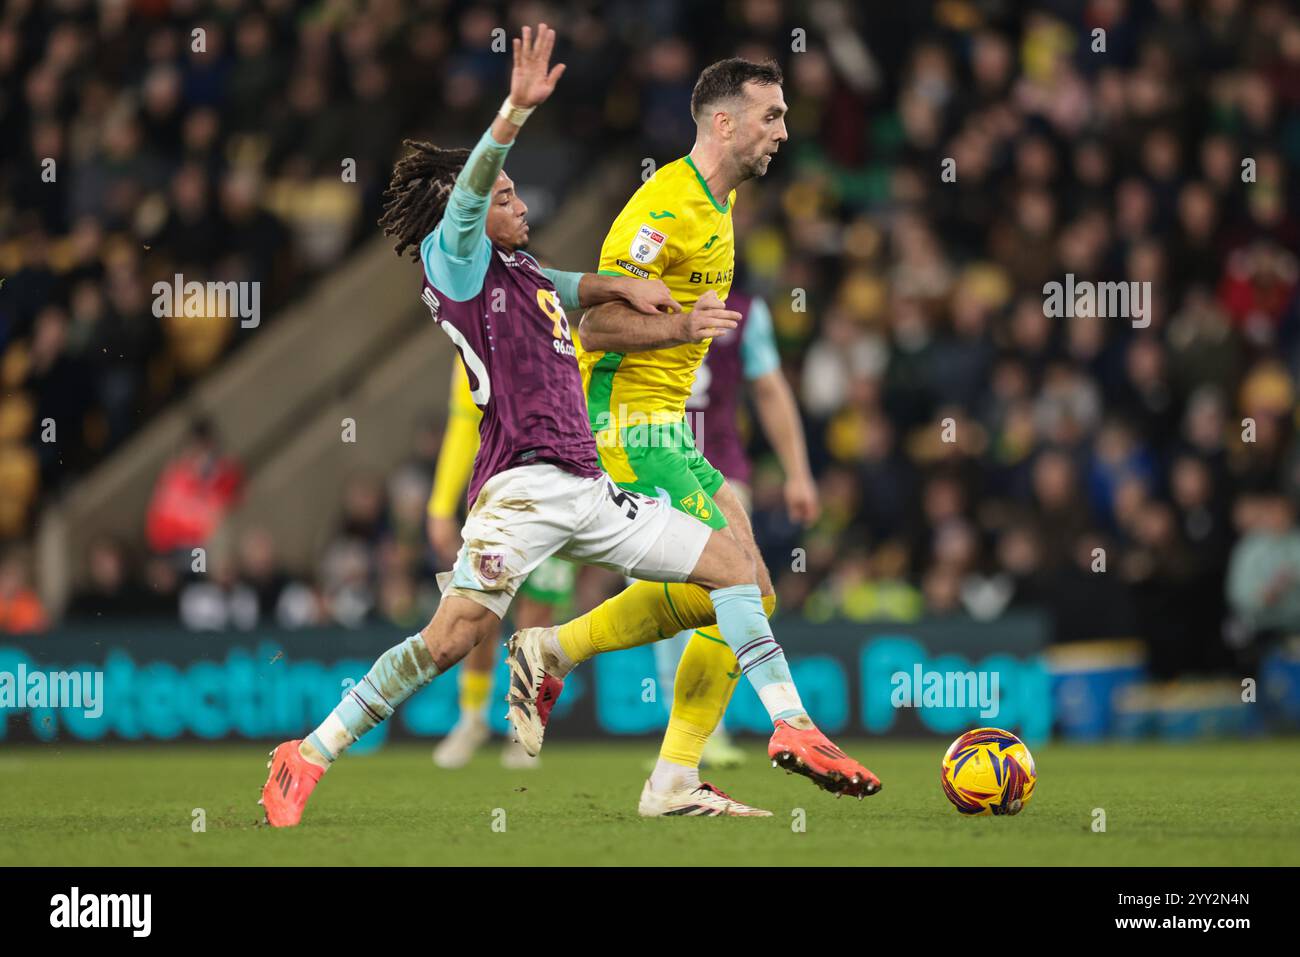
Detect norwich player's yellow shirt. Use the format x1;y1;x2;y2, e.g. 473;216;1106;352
426;361;482;518
580;156;736;442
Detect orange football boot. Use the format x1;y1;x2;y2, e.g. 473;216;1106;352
768;719;882;798
259;739;326;827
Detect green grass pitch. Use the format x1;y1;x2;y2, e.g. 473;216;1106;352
1;739;1297;866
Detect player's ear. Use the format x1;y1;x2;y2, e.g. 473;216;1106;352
711;108;732;140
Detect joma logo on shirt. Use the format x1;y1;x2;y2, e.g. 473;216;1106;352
688;268;734;285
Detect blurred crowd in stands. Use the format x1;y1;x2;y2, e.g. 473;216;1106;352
4;0;1300;681
46;415;448;634
0;0;423;537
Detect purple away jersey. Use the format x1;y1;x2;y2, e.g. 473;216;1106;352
423;245;602;506
687;290;752;485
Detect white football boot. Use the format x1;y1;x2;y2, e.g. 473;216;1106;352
638;779;773;817
432;713;490;769
505;627;567;757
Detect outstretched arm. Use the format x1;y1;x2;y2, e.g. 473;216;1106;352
579;289;742;353
429;25;566;263
579;301;689;352
539;267;681;314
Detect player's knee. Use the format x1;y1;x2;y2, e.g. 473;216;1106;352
689;530;756;591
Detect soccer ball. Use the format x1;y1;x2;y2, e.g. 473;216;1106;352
940;727;1037;816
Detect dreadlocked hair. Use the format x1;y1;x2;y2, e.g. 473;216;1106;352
378;139;472;261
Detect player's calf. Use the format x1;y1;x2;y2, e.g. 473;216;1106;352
420;594;501;671
257;596;499;826
680;524;884;798
713;480;775;596
683;530;807;724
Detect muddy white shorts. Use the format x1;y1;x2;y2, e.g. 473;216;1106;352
438;464;712;618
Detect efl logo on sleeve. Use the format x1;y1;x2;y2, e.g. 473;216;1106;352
630;224;667;264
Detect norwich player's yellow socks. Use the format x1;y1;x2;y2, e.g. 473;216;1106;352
658;632;740;767
556;581;715;664
459;668;493;718
658;594;776;769
557;584;778;664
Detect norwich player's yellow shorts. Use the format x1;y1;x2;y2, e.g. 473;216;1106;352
609;417;728;531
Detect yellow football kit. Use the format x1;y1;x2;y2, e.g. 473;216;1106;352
581;156;736;427
560;156;775;770
579;157;735;528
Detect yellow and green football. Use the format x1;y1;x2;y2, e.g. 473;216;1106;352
940;727;1037;816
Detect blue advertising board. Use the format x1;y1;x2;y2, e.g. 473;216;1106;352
0;614;1054;746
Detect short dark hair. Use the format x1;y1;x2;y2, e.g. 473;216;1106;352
690;57;784;122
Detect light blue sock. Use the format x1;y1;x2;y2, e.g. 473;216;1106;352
709;584;807;724
306;634;440;762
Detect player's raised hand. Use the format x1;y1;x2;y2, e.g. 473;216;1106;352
680;288;740;342
620;278;682;315
510;24;566;108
